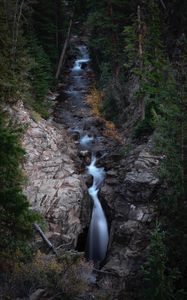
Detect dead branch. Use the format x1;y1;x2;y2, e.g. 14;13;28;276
93;268;118;276
33;223;58;256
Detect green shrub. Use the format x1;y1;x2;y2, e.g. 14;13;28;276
134;101;158;138
1;251;92;300
26;39;53;118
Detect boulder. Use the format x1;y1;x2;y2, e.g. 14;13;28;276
29;289;45;300
81;62;88;69
85;174;93;188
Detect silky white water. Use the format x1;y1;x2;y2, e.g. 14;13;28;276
86;154;109;262
80;134;109;262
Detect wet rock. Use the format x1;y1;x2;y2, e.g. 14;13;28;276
81;62;88;69
81;155;92;166
85;174;93;188
70;131;80;141
83;116;105;130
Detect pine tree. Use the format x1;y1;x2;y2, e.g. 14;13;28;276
0;114;37;255
142;225;179;300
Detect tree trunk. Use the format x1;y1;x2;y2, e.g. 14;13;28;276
55;19;72;80
12;0;25;60
108;1;119;77
137;5;145;120
55;0;76;79
55;0;59;51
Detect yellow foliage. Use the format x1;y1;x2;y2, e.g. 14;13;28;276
86;87;123;142
86;87;103;116
30;109;42;122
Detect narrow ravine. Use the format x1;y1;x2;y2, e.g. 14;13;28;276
54;36;109;263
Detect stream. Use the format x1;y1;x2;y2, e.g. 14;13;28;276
55;38;109;263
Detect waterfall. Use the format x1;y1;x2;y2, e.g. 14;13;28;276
72;45;89;72
86;153;109;262
81;135;109;263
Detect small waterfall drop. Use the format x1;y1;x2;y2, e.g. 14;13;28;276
80;134;94;149
86;154;109;262
81;137;109;263
72;45;90;72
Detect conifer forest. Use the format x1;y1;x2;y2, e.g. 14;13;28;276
0;1;187;299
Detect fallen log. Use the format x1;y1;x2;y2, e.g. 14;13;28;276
33;223;57;256
55;0;77;79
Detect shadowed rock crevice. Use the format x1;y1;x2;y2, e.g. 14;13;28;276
76;226;89;252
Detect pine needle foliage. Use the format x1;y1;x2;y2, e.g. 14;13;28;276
0;113;38;256
141;225;181;300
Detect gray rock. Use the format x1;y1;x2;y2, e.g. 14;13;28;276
29;289;45;300
99;140;160;298
12;101;86;248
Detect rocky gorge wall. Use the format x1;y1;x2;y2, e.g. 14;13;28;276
85;76;162;298
8;51;163;299
98;140;161;298
9;100;89;249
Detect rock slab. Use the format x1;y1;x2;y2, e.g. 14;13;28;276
12;101;86;248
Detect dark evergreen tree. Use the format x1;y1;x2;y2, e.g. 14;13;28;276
0;114;37;255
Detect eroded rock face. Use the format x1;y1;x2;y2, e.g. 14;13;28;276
99;141;161;297
11;101;88;248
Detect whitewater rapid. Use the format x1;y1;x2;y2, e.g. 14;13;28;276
86;153;109;262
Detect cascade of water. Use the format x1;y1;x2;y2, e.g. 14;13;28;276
81;135;109;262
72;45;90;72
86;153;109;262
61;41;109;263
80;134;94;149
72;59;90;72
